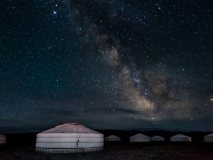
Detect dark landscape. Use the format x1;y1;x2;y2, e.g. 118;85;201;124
1;0;213;160
1;131;213;160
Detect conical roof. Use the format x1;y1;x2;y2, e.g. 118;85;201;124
171;134;190;138
150;135;165;141
204;133;213;143
40;123;100;134
106;135;120;139
0;134;6;144
130;133;150;142
105;135;120;141
37;123;103;138
130;133;149;138
151;135;163;138
204;133;213;137
0;134;6;138
170;134;191;142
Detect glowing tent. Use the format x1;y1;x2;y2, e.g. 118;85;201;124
150;135;165;142
204;133;213;143
35;123;104;153
130;133;150;142
170;134;191;142
105;135;121;142
0;134;6;145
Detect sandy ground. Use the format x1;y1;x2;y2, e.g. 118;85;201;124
0;142;213;160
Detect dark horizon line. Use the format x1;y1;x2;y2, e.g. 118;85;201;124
1;127;213;134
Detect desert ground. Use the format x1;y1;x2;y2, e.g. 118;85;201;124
1;142;213;160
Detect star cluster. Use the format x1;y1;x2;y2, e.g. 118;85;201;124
0;0;213;131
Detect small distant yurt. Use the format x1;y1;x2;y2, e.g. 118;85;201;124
170;134;191;142
0;134;6;144
105;135;121;142
35;123;104;153
150;135;165;142
130;133;150;142
204;133;213;143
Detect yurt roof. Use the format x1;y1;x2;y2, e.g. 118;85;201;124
106;135;120;138
151;135;164;139
0;134;6;138
39;123;100;134
204;133;213;137
131;133;149;138
171;134;190;138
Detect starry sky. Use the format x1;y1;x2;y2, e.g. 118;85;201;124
1;0;213;132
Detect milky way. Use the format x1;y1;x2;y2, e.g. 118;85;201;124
0;0;213;132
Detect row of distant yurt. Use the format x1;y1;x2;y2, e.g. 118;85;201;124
105;134;165;142
105;134;189;142
106;134;213;142
129;134;191;142
165;134;212;142
0;134;6;145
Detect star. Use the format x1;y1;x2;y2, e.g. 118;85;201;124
0;0;212;132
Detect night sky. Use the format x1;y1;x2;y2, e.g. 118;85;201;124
1;0;213;132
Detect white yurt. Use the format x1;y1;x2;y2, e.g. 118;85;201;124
204;133;213;143
0;134;6;145
105;135;121;142
35;123;104;153
150;135;165;142
130;133;150;142
170;134;191;142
